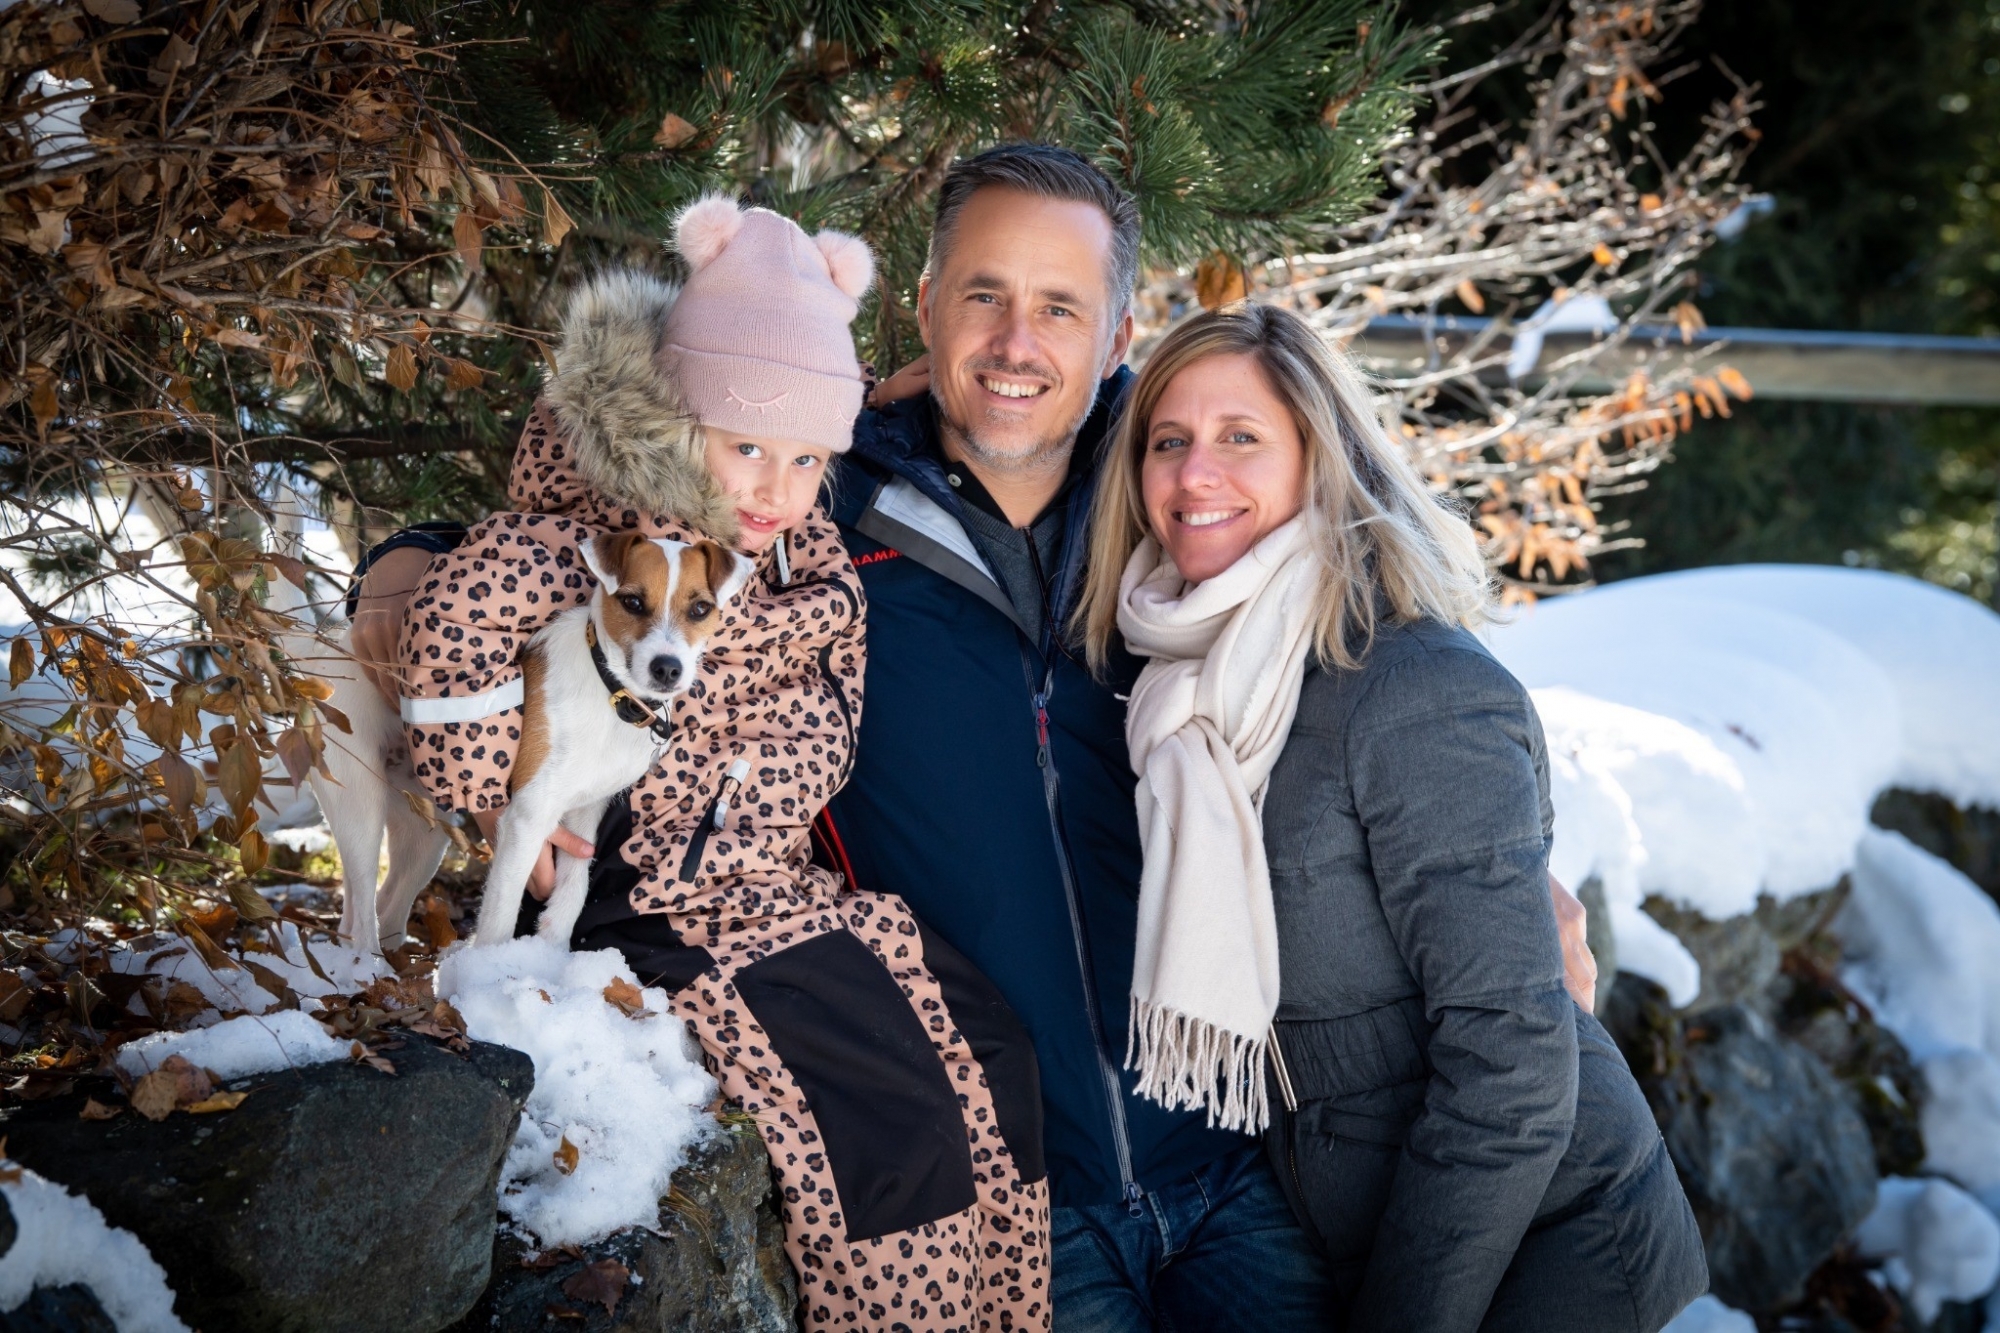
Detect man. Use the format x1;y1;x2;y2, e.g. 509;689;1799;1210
349;142;1596;1330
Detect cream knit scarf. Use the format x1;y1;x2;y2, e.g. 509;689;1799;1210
1117;516;1318;1132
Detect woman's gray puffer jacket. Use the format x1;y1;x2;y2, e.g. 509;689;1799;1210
1262;617;1707;1333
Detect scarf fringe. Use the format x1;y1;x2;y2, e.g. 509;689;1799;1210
1125;995;1270;1133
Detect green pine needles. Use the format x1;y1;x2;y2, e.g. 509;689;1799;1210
419;0;1428;361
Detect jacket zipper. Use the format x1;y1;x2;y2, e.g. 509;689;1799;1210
1021;641;1144;1217
678;757;749;883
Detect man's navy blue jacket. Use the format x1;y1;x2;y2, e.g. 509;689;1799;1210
823;371;1243;1210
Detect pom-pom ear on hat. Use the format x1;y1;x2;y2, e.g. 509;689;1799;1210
814;229;875;300
674;195;744;272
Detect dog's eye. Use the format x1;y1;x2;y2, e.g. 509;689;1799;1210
688;600;713;619
619;594;646;615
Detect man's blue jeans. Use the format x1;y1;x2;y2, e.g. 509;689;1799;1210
1051;1143;1334;1332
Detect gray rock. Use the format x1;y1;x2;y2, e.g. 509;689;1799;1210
0;1286;116;1333
1772;935;1927;1177
1602;977;1879;1313
1641;883;1847;1015
452;1121;797;1333
1872;787;2000;904
0;1037;532;1333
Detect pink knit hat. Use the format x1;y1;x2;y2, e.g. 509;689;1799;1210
662;196;875;454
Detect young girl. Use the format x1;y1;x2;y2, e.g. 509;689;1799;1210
394;199;1049;1333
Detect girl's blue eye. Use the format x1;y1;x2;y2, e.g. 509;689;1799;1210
1150;436;1187;452
795;455;821;469
736;443;760;458
1228;431;1259;444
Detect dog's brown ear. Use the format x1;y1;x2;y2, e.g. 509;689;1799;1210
691;539;754;607
581;531;648;588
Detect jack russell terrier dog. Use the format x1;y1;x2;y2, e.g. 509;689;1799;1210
298;532;749;954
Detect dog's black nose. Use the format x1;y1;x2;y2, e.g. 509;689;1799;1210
649;655;685;688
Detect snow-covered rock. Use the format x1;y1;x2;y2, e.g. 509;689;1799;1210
0;1167;189;1332
1854;1175;2000;1323
113;1009;350;1082
1488;565;2000;1012
437;937;716;1247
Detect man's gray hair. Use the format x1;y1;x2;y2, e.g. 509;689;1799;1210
926;143;1142;314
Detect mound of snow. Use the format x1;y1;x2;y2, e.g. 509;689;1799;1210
437;938;715;1247
0;1167;189;1332
1660;1294;1755;1333
1837;829;2000;1064
1919;1048;2000;1218
113;1009;350;1082
1493;591;1899;903
1855;1176;2000;1323
1631;565;2000;811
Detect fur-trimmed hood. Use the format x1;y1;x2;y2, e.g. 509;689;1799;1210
539;269;739;545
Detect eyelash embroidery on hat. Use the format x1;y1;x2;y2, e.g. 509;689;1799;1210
725;388;790;412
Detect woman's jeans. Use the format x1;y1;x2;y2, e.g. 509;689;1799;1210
1051;1144;1334;1332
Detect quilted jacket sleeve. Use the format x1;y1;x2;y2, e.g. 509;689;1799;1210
1343;641;1578;1333
397;510;594;812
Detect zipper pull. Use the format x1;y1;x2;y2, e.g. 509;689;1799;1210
713;758;750;830
1124;1180;1145;1218
1033;692;1050;768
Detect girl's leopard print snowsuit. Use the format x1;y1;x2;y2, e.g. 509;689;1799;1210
396;273;1049;1332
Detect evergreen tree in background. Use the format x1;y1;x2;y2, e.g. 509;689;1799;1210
315;0;1425;531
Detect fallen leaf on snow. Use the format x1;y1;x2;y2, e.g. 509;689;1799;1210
79;1098;122;1121
553;1135;579;1176
602;977;650;1018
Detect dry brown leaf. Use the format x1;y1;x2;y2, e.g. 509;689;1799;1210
1455;279;1485;314
452;210;484;268
384;342;419;393
186;1090;250;1114
653;112;699;149
553;1136;580;1176
81;0;141;20
562;1258;631;1319
1193;251;1247;309
1716;365;1753;400
443;357;484;392
154;752;199;818
602;976;649;1018
8;637;32;688
79;1097;122;1121
420;897;459;951
217;741;262;819
542;191;574;249
237;828;270;877
1592;243;1617;268
273;726;316;787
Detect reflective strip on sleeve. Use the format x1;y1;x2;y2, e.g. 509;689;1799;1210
399;677;525;725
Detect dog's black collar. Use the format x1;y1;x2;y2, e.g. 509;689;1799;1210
585;621;675;742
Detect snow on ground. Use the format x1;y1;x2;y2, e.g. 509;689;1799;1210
48;925;390;1025
0;1166;189;1332
113;1010;351;1081
1660;1294;1756;1333
437;937;716;1247
1855;1176;2000;1323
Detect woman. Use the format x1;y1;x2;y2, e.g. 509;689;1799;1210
395;198;1048;1332
1074;302;1707;1332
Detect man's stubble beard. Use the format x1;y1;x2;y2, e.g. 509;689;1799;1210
933;388;1086;484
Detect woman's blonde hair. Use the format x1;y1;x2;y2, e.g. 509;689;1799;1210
1076;301;1493;671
